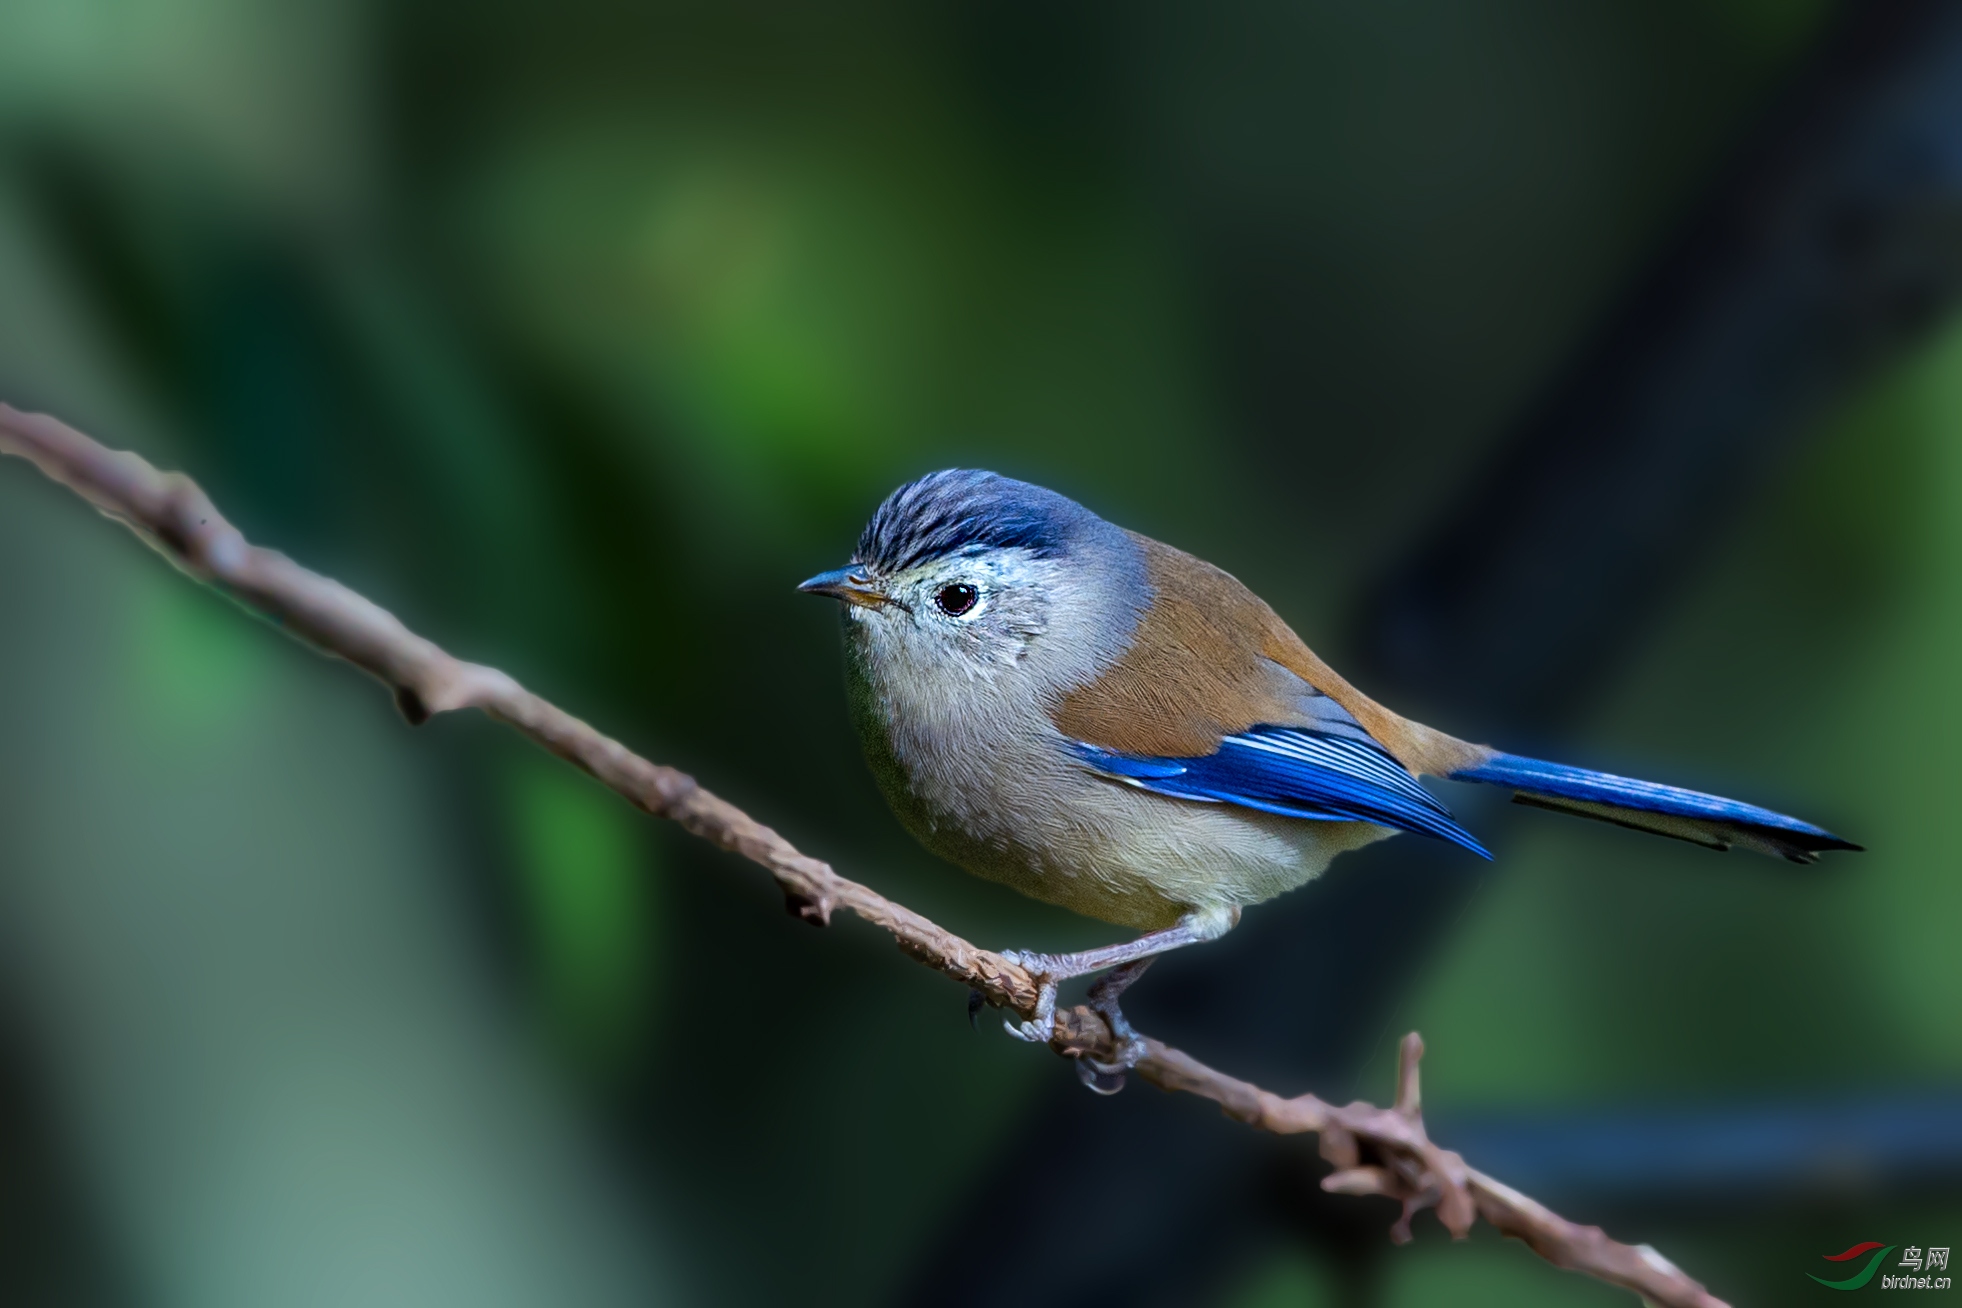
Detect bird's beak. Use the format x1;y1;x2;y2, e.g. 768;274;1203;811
798;566;889;609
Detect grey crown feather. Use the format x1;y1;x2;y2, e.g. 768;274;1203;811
854;469;1090;575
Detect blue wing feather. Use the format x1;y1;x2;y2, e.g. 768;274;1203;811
1071;726;1492;859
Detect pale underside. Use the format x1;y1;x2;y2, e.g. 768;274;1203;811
907;762;1396;931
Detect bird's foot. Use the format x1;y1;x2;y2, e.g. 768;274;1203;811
1075;959;1151;1094
993;913;1231;1044
998;950;1060;1044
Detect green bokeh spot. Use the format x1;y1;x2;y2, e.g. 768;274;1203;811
506;755;655;1068
127;579;272;742
1216;1248;1334;1308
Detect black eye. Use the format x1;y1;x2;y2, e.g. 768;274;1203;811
934;583;979;617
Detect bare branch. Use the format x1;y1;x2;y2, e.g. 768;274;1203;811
0;403;1729;1308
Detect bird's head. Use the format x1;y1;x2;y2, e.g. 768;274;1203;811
799;469;1143;687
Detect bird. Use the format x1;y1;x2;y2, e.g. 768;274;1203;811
799;469;1858;1085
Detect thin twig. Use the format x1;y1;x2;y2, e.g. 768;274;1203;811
0;404;1729;1308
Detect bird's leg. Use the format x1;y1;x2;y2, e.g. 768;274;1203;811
999;905;1238;1045
1074;957;1155;1094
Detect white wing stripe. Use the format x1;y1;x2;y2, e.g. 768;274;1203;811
1222;730;1445;812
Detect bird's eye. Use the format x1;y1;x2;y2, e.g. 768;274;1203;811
934;583;979;617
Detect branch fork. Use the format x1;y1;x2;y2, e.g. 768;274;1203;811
1313;1034;1475;1244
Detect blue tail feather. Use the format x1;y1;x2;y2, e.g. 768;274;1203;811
1451;752;1860;864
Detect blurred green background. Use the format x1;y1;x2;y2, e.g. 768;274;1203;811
0;1;1957;1305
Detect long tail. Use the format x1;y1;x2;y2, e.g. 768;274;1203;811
1449;753;1861;864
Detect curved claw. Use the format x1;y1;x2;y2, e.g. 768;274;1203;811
1005;1018;1048;1043
1075;1027;1147;1089
1077;1060;1128;1095
1086;1037;1148;1075
999;951;1060;1043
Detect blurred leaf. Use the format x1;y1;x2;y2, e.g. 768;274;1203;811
126;577;273;744
505;752;656;1070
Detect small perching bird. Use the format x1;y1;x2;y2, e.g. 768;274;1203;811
801;470;1857;1082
